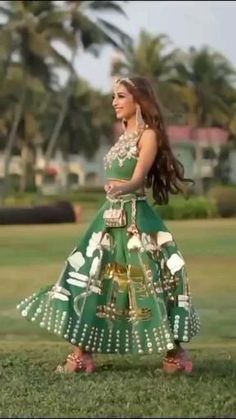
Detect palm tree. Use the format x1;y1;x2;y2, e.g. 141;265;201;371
112;30;175;80
174;46;236;128
0;0;73;200
174;46;236;193
40;77;116;192
44;0;131;179
60;79;115;157
111;30;183;123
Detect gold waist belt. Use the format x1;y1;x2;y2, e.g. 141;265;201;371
106;193;146;204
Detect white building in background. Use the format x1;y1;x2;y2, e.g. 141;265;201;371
0;143;111;194
0;125;232;194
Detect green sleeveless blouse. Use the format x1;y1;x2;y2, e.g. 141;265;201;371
104;131;142;181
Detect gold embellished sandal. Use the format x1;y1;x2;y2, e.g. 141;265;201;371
55;351;96;374
163;349;193;374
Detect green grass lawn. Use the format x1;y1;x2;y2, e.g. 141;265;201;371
0;217;236;417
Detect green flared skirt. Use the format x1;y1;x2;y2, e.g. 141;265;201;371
17;194;200;355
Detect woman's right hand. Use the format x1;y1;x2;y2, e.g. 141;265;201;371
104;183;111;193
104;181;124;197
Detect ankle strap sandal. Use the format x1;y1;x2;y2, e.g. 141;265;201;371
55;351;96;374
163;349;193;374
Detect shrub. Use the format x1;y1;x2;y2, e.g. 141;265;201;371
207;185;236;217
154;196;219;220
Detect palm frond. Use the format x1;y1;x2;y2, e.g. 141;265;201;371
97;18;131;48
88;0;127;17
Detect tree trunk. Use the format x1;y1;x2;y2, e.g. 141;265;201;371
195;140;204;195
191;126;204;195
19;143;35;193
0;36;13;90
0;85;26;205
42;50;77;185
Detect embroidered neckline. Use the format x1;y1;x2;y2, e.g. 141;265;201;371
119;130;140;142
104;132;140;170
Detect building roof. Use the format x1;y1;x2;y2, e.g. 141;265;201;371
114;122;229;145
167;125;228;145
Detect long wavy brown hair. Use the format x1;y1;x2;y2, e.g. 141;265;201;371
116;76;193;205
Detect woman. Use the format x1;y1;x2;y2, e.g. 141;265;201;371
17;76;200;374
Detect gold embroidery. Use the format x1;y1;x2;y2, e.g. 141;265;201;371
98;262;153;321
104;134;140;170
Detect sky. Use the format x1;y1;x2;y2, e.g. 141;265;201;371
73;0;236;92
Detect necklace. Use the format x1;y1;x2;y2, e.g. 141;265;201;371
120;130;140;141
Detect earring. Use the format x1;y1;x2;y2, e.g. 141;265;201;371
136;106;145;131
